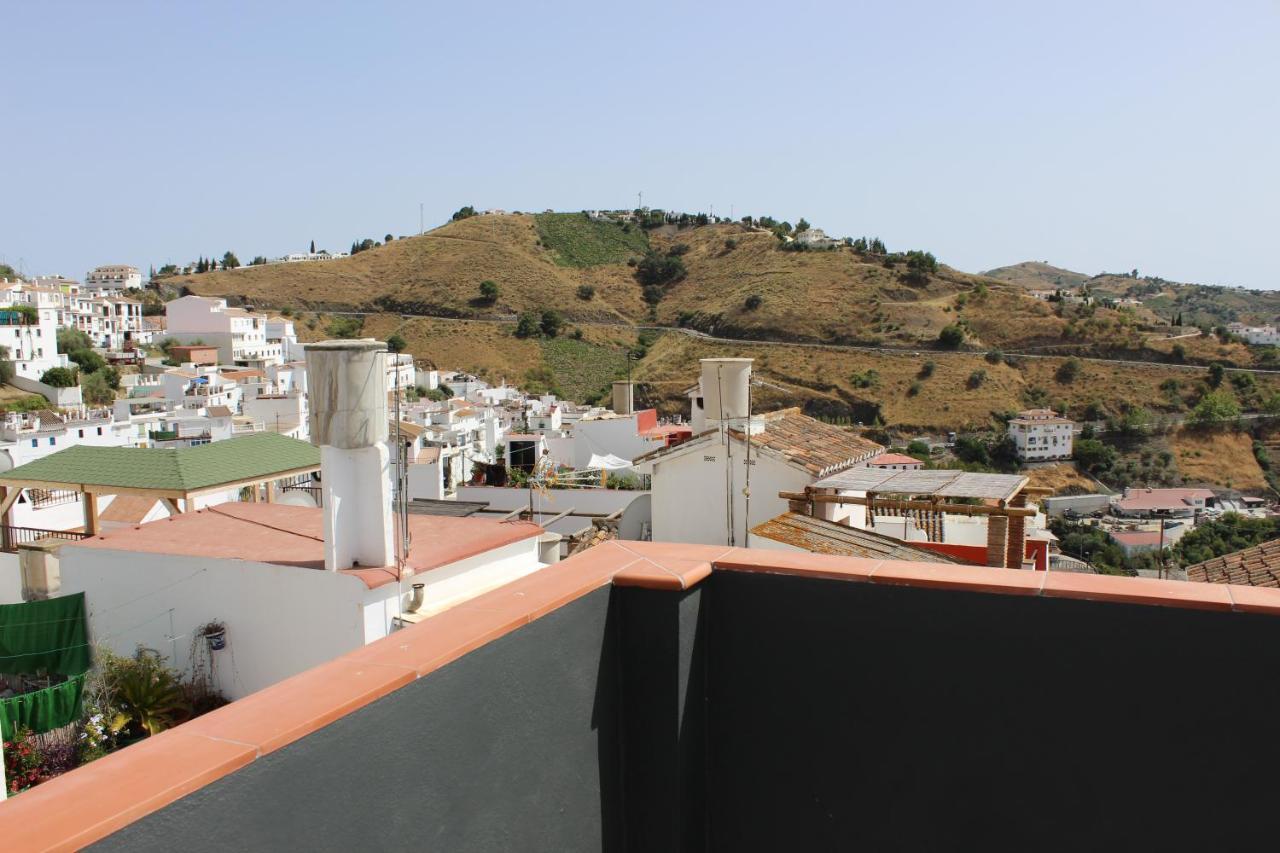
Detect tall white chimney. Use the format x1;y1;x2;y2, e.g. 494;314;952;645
305;339;394;571
700;358;753;428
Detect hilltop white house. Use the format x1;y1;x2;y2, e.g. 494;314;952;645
1008;408;1075;462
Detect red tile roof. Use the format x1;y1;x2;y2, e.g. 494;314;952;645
72;503;542;588
871;453;923;466
1109;530;1163;547
1115;488;1214;512
640;424;693;439
736;408;883;474
1187;537;1280;587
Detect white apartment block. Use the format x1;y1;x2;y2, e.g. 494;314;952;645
165;295;284;367
1008;408;1075;462
0;283;70;382
84;264;142;292
265;315;302;361
64;293;146;350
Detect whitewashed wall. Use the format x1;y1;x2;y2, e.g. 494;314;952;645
57;548;381;700
648;441;811;547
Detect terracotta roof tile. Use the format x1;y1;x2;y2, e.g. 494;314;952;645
1187;537;1280;587
732;408;883;475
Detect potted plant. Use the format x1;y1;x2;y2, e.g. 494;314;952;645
200;621;227;651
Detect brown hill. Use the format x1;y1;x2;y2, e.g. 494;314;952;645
174;213;1255;366
982;261;1091;291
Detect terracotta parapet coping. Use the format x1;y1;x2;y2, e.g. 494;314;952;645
6;540;1280;850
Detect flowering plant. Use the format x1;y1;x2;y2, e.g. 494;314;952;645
4;727;43;793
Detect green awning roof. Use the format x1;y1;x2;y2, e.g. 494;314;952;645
0;433;320;494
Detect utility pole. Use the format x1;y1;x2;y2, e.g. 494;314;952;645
638;191;643;210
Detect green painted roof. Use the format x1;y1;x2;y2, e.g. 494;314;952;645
1;433;320;493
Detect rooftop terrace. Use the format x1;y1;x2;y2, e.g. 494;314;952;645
4;543;1280;850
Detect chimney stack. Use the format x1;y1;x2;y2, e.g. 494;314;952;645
700;358;753;428
305;339;394;571
611;380;634;415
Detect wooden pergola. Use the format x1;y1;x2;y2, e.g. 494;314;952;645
0;433;321;543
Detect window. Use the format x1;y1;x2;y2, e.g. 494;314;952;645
78;429;84;438
30;438;37;448
97;427;103;436
49;437;56;446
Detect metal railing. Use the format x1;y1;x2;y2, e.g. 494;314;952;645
0;525;92;553
28;488;80;509
280;484;323;507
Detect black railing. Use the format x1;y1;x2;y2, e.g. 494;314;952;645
0;525;92;552
28;488;80;509
280;484;323;507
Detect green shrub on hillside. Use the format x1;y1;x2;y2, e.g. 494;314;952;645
534;213;650;267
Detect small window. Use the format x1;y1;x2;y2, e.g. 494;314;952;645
78;429;85;438
49;437;56;446
30;438;37;448
97;427;103;436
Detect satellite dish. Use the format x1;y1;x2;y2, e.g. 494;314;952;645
276;490;317;508
616;493;651;541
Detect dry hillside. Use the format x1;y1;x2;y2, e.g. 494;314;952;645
169;213;1255;362
982;261;1091;291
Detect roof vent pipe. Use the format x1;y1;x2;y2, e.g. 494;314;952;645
305;339;394;572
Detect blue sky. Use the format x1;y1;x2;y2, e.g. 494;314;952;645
3;1;1277;288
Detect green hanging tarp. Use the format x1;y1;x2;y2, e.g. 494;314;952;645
0;592;92;739
0;673;85;740
0;592;91;676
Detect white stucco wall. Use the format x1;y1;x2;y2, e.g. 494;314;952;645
572;417;664;468
57;547;379;700
648;439;812;547
360;536;543;631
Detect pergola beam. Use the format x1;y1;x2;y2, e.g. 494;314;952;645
779;490;1039;518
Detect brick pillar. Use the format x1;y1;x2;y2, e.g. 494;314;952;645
1005;494;1028;569
986;514;1009;568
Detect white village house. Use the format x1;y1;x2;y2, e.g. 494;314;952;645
1008;408;1075;462
635;358;883;547
5;341;551;700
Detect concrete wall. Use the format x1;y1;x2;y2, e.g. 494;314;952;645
10;375;83;407
84;570;1280;852
0;552;21;604
92;587;624;853
703;572;1280;851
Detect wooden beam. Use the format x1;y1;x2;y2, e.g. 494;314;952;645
82;492;100;536
0;486;23;518
160;497;182;516
778;491;1039;518
539;507;577;526
85;485;187;500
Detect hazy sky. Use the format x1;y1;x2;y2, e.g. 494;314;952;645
4;1;1277;288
